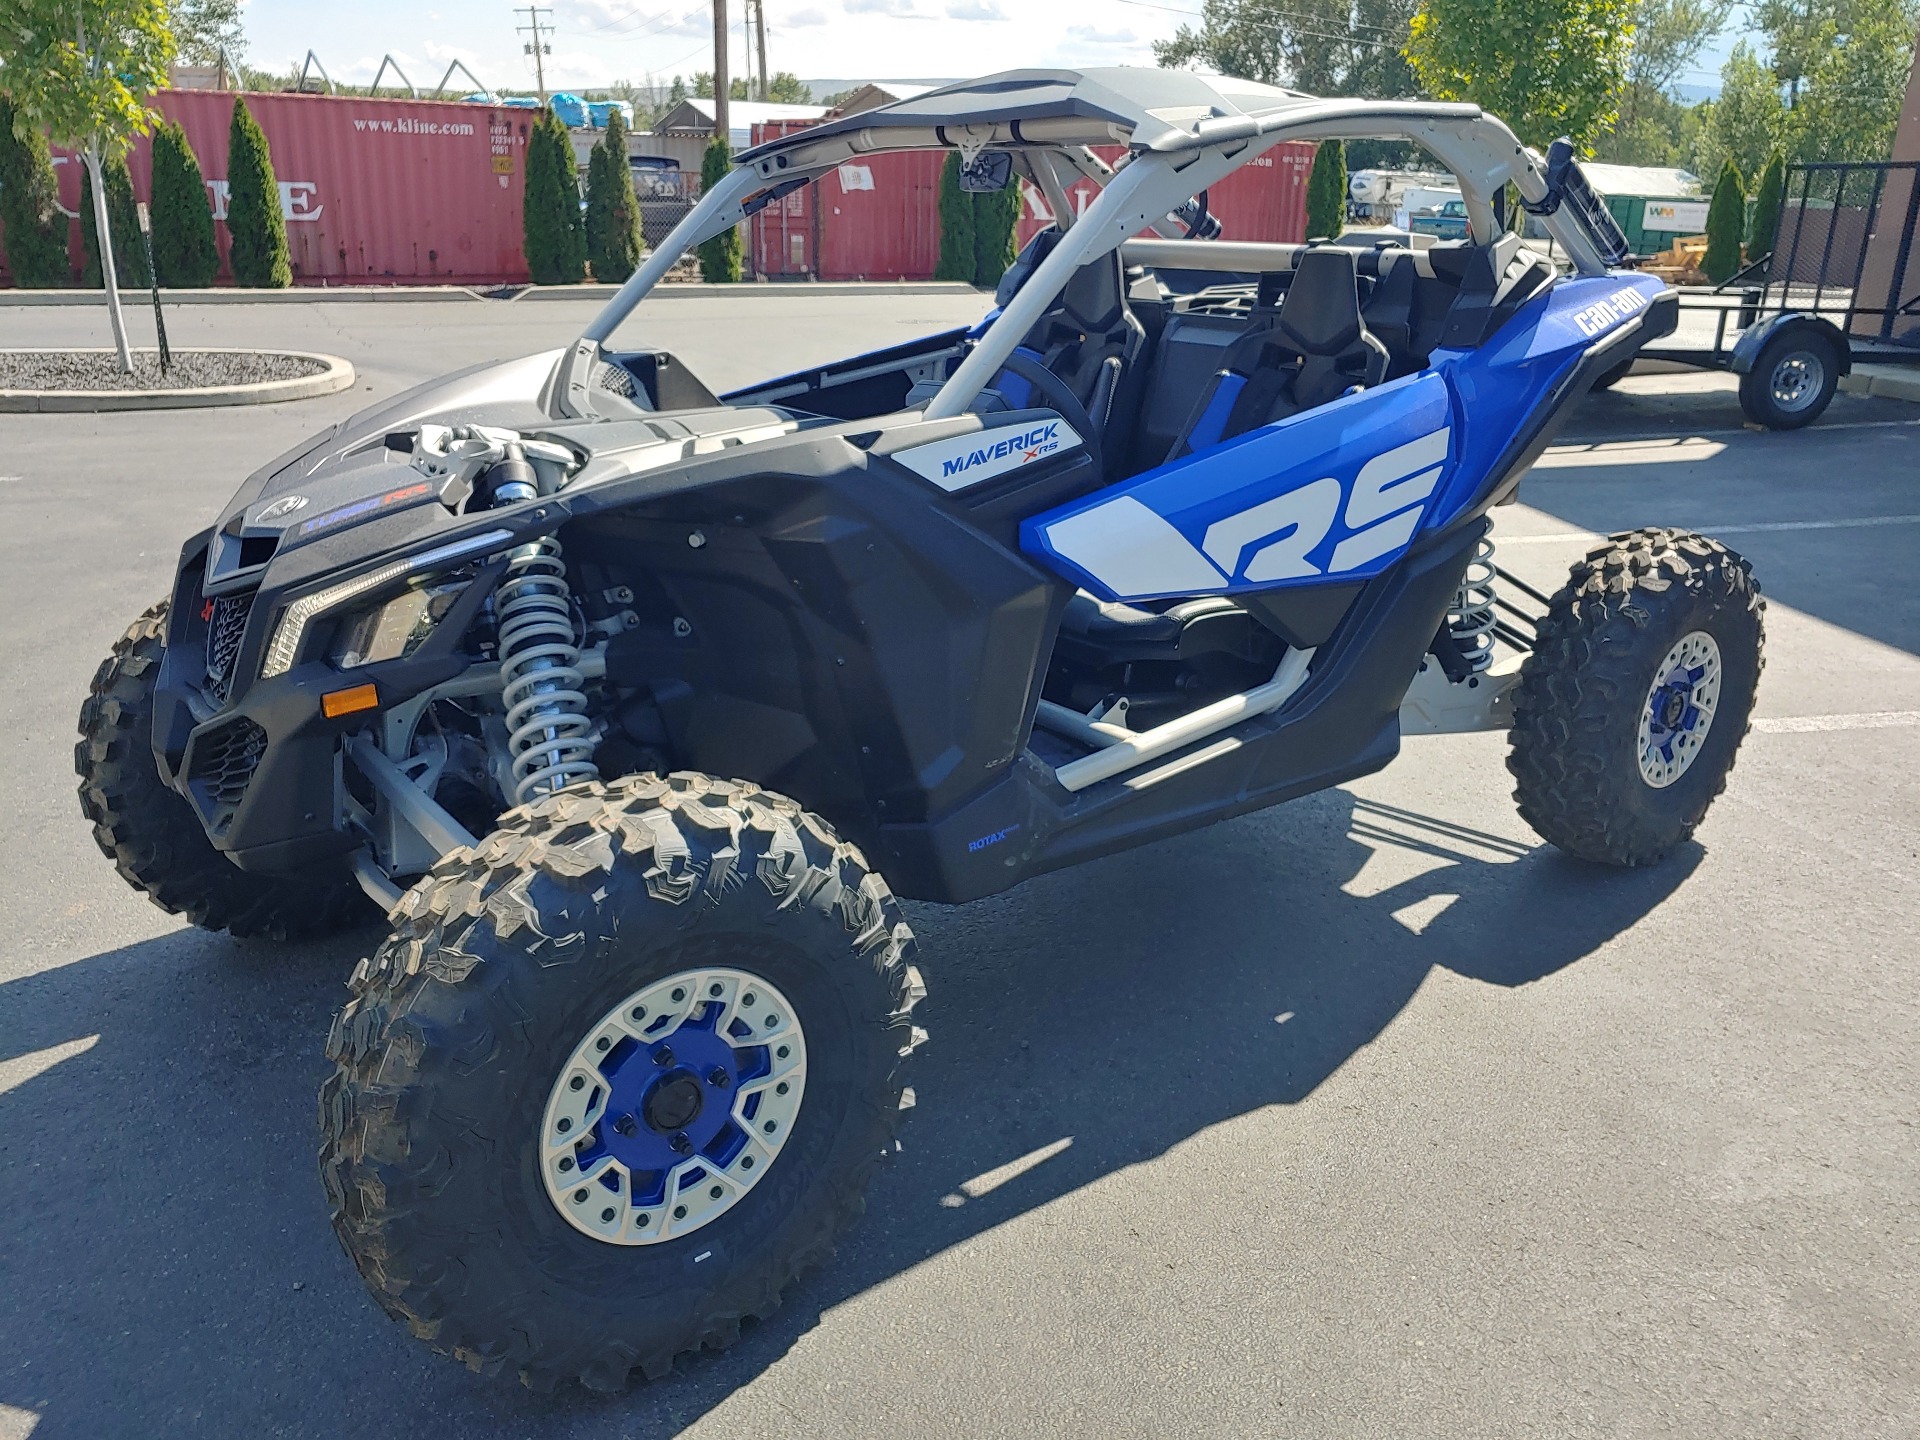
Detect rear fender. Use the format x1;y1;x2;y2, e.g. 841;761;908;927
1730;312;1851;376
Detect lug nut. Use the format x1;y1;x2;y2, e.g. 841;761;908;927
670;1131;693;1155
653;1044;674;1067
613;1112;639;1137
707;1067;730;1088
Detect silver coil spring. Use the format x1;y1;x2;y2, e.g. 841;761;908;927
1448;534;1497;674
496;535;601;804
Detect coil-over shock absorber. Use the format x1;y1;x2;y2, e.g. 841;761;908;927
1445;534;1498;675
486;445;600;804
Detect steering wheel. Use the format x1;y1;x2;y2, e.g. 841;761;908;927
992;349;1105;481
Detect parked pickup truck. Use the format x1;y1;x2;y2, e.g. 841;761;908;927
1410;198;1471;239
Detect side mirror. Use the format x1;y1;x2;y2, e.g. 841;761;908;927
958;151;1013;193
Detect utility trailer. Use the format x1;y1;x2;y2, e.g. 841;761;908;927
1624;159;1920;428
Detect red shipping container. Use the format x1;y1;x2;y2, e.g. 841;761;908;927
9;90;532;286
1014;142;1316;249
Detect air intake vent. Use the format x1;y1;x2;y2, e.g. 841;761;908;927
186;716;268;831
206;593;254;703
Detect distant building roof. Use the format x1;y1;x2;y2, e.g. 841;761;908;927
1579;163;1703;200
653;97;831;138
827;82;938;117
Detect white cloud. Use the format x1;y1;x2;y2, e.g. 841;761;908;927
844;0;919;13
1065;23;1137;45
789;6;830;23
947;0;1003;18
563;0;708;37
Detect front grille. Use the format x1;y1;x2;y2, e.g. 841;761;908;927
187;716;268;821
206;593;253;703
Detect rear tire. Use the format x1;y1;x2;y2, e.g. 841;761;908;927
75;600;371;939
1508;530;1764;866
1738;328;1841;429
319;772;924;1391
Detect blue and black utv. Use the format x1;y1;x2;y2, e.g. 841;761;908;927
76;69;1763;1389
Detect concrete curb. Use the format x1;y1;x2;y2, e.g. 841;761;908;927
1839;364;1920;404
0;349;356;413
0;280;982;306
0;286;487;306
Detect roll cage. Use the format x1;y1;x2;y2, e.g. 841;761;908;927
550;69;1618;424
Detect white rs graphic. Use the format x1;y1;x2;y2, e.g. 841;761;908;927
1045;427;1450;597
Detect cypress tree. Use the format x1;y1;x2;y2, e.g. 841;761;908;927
80;152;151;289
523;107;586;284
150;121;219;288
970;169;1021;289
1306;139;1347;240
1703;159;1746;284
0;98;71;287
1749;150;1786;266
585;108;644;283
934;152;975;282
696;136;741;283
227;98;292;287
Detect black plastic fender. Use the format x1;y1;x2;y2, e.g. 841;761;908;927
1730;312;1851;377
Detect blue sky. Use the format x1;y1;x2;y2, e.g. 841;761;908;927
236;0;1739;97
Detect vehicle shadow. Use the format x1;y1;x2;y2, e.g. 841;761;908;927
0;785;1697;1438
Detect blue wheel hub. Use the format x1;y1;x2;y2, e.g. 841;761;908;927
1637;630;1724;788
540;967;809;1246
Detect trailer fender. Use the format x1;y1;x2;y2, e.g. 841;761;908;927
1731;313;1851;377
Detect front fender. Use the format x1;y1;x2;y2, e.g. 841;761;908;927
1731;312;1851;376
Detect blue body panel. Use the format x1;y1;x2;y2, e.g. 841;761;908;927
1022;271;1667;603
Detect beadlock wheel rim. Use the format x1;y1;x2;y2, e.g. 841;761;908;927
1770;351;1824;412
539;967;807;1247
1637;630;1723;788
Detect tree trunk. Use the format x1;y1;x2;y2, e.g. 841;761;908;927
84;146;135;374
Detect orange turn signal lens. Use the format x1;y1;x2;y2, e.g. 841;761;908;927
321;682;380;719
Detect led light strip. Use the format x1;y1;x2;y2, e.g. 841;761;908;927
260;528;516;679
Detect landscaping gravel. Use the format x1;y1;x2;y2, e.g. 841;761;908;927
0;349;327;391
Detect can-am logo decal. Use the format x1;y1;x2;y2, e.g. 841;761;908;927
1571;286;1650;337
255;494;308;520
893;419;1083;493
299;481;434;536
1039;427;1451;597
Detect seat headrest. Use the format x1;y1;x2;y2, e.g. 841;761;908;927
1276;248;1363;356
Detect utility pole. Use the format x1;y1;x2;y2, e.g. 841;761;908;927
711;0;730;143
753;0;769;102
517;6;553;106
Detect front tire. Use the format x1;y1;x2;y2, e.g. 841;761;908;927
1508;530;1764;866
319;773;924;1391
75;600;370;939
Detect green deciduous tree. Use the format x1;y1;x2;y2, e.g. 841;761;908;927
1781;0;1920;162
0;0;174;366
1602;0;1733;163
696;136;741;283
80;148;149;287
171;0;244;70
226;96;290;286
0;97;71;288
149;119;218;287
934;152;976;283
523;106;586;284
1703;158;1746;281
1748;149;1787;258
1405;0;1636;148
585;107;644;284
1307;139;1348;238
1155;0;1420;98
1693;43;1786;182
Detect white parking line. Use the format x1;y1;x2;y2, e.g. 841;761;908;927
1556;417;1920;446
1753;711;1920;734
1497;514;1920;545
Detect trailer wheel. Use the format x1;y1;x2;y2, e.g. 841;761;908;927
1738;328;1840;429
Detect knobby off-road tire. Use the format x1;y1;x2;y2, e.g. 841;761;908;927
1508;529;1764;866
75;600;370;939
319;772;925;1391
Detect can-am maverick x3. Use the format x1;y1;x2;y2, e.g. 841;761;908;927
76;68;1762;1389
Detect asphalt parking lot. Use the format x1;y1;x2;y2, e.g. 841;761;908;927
2;293;1917;1439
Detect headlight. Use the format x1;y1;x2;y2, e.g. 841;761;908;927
328;578;471;669
260;528;514;678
